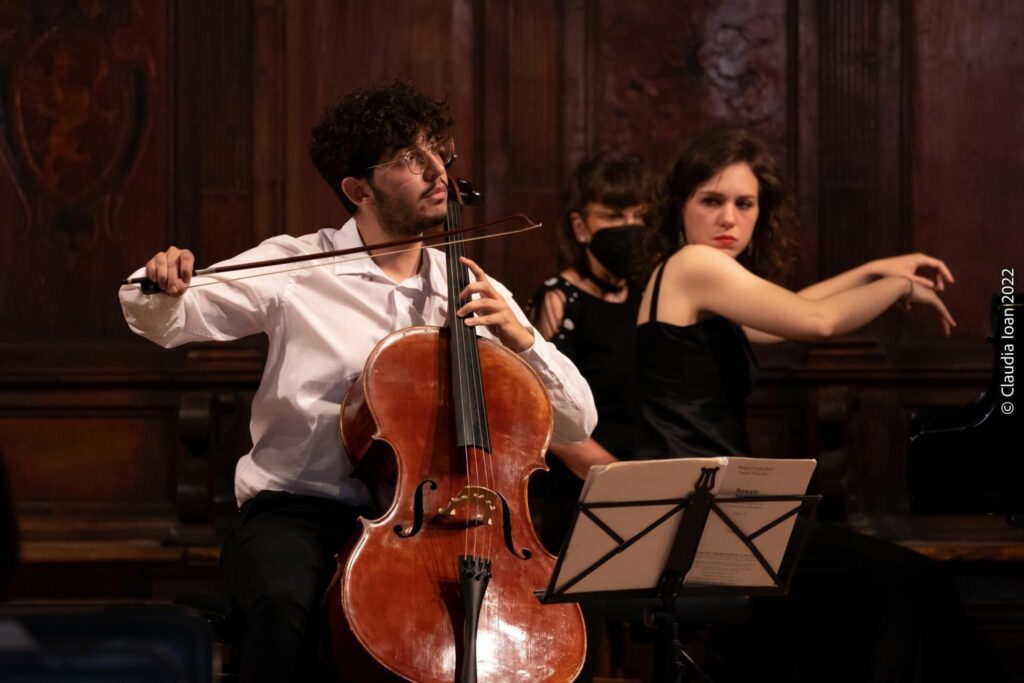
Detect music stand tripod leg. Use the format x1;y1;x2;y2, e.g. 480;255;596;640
644;601;715;683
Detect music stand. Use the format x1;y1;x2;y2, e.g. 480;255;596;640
538;458;820;683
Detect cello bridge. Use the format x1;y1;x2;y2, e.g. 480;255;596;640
435;486;499;526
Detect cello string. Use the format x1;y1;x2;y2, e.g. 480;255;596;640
447;198;495;563
461;225;490;561
450;205;477;558
465;253;495;562
457;207;486;561
447;195;475;561
457;208;496;562
455;202;490;562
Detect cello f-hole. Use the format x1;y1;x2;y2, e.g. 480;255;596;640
497;491;532;560
394;479;438;538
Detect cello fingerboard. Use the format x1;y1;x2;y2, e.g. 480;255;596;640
444;178;492;453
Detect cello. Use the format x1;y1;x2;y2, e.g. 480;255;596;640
326;178;587;682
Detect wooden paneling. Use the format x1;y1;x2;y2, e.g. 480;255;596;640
589;0;790;166
817;0;886;272
252;0;286;244
0;0;168;346
910;0;1024;339
174;0;255;266
284;0;476;241
478;0;566;298
796;0;1023;357
796;0;911;340
1;415;171;503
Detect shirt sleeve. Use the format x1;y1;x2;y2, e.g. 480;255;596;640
118;236;306;348
493;279;597;445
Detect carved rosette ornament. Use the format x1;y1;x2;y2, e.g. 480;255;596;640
589;2;786;160
0;0;154;252
696;15;783;129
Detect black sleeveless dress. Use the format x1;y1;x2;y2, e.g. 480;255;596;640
634;263;758;460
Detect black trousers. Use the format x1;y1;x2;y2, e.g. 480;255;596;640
220;491;364;683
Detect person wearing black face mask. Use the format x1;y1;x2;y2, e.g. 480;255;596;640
527;152;651;682
582;223;644;287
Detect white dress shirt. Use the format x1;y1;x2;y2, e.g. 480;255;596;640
120;218;597;507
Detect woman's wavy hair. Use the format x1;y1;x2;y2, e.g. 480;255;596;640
637;122;798;285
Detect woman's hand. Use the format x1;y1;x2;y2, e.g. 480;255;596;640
457;257;535;353
868;253;955;292
904;278;957;336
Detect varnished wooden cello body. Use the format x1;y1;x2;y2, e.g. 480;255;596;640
326;179;586;682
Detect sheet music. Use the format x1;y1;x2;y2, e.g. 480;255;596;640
554;458;727;594
684;457;816;587
547;457;816;595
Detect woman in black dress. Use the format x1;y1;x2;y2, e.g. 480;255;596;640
530;152;651;552
529;153;651;681
633;123;969;681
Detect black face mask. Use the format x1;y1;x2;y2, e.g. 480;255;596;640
587;224;643;280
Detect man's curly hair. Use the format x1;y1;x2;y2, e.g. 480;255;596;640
310;81;453;213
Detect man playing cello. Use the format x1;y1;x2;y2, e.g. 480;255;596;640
119;81;596;682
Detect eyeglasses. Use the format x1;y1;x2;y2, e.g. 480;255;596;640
367;137;455;175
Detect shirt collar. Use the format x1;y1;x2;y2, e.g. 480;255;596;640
331;218;378;276
331;218;448;297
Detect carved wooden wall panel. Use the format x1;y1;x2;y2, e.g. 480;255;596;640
0;0;171;527
0;0;263;575
587;0;789;168
0;0;164;346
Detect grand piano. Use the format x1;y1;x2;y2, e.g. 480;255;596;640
908;293;1023;525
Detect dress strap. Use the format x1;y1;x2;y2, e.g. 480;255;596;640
649;262;667;322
